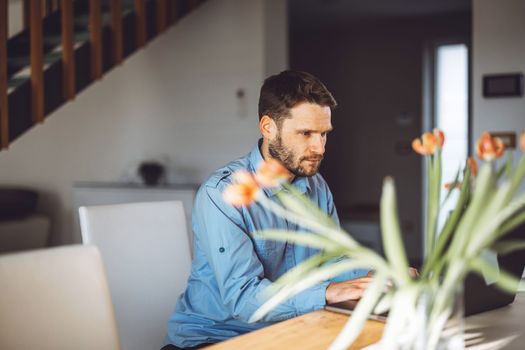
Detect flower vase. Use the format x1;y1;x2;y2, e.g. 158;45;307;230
390;284;465;350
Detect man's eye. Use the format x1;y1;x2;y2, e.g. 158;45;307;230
302;131;311;137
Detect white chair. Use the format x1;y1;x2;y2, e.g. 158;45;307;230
78;201;192;350
0;245;120;350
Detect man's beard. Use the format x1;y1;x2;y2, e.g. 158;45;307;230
268;134;323;177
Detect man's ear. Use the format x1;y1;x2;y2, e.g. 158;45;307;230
259;115;277;139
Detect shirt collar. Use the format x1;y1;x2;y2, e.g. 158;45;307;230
249;139;311;197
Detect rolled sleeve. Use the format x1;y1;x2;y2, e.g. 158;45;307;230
291;280;330;312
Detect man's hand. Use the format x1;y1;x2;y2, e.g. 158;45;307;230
325;271;374;304
408;267;419;279
325;268;419;304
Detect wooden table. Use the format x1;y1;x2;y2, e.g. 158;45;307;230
205;310;384;350
205;292;525;350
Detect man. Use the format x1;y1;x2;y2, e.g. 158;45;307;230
164;71;372;350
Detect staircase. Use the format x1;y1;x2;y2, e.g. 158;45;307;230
0;0;205;150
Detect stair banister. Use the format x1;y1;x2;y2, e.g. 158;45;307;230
30;0;44;123
61;0;76;100
0;0;8;149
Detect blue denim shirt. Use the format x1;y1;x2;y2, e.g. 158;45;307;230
165;142;368;347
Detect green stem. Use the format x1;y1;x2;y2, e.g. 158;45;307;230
504;154;525;204
422;166;471;278
425;155;435;257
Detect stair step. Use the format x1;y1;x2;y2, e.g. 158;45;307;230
74;12;113;28
7;76;30;92
43;31;90;46
8;51;63;68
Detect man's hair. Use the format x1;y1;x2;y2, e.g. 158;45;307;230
258;70;337;125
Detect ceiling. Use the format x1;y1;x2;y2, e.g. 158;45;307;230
290;0;472;32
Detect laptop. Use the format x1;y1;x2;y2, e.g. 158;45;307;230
325;299;388;322
326;221;525;319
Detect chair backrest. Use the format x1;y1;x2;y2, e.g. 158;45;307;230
78;201;192;350
0;245;120;350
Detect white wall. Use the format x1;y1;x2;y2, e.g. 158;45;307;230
8;0;23;38
472;0;525;191
264;0;288;76
0;0;288;245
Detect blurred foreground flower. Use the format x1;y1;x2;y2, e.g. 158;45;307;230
222;171;260;207
256;159;290;187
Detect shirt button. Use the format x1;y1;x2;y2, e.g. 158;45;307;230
219;247;225;253
222;170;229;174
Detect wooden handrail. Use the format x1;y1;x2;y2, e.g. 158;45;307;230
42;0;53;17
30;0;44;123
156;0;167;34
61;0;76;100
0;0;208;151
89;0;103;80
0;0;8;148
111;0;123;65
134;0;146;48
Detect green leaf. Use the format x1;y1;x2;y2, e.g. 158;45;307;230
373;291;393;315
257;195;358;249
380;177;410;284
470;257;521;294
265;251;342;294
496;152;513;180
492;240;525;255
379;285;420;347
441;167;461;206
281;183;339;229
479;249;500;285
448;163;495;260
425;149;442;257
249;259;375;323
468;181;512;253
425;156;436;256
328;273;388;350
254;230;341;251
467;189;525;256
422;165;472;278
505;154;525;204
497;209;525;239
505;152;514;179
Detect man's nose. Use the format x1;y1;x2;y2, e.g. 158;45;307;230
310;135;325;155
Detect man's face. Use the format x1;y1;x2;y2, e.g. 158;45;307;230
268;102;332;177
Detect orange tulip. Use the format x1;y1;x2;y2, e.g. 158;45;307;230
434;128;445;149
223;170;260;207
256;159;290;188
520;130;525;152
412;129;445;155
232;170;259;187
467;157;478;177
476;132;505;161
